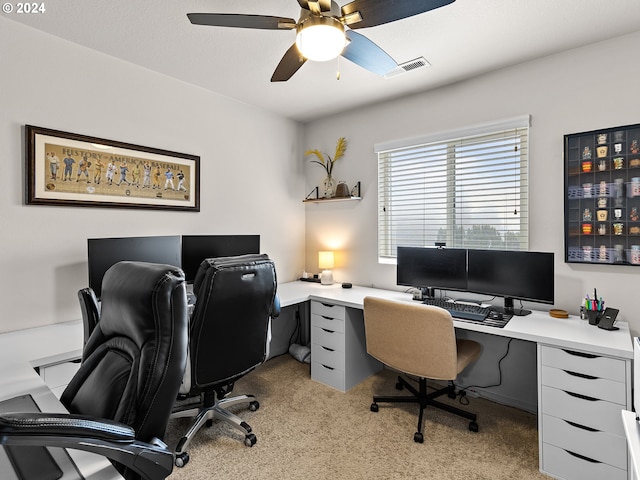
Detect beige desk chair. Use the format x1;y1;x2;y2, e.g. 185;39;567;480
363;296;481;443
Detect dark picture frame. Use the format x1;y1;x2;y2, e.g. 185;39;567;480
26;125;200;211
564;123;640;265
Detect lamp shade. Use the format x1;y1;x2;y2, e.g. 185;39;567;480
296;16;346;62
318;251;335;269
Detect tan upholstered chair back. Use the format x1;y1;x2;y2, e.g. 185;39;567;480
363;296;459;381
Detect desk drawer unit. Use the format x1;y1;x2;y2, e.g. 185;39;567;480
310;301;381;392
538;345;631;480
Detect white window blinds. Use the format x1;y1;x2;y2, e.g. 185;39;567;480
376;116;530;261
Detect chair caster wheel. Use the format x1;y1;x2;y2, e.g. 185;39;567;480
414;432;424;443
395;382;403;390
469;421;479;432
244;433;257;447
205;419;213;427
175;452;189;468
370;403;379;412
249;400;260;411
447;390;457;399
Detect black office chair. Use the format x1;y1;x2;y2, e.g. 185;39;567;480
78;286;100;345
0;261;189;480
172;254;278;467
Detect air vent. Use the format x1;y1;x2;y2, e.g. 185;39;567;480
383;57;430;79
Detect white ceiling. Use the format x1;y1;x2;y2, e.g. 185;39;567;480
7;0;640;123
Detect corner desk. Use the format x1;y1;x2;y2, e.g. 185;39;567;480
278;281;634;480
0;281;633;480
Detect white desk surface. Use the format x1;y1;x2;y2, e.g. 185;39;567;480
623;410;640;478
277;281;633;359
0;280;632;479
0;321;119;479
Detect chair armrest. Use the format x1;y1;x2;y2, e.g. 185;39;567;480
0;413;173;480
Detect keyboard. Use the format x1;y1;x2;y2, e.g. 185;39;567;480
421;298;511;328
423;298;490;321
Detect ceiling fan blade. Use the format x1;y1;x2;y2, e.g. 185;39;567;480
342;30;398;76
342;0;455;29
271;44;307;82
187;13;296;30
297;0;309;9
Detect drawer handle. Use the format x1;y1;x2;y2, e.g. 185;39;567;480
321;315;336;320
564;449;601;464
565;391;598;402
321;364;335;371
561;349;598;359
321;328;335;334
563;370;598;380
564;420;599;432
321;346;335;352
321;303;335;308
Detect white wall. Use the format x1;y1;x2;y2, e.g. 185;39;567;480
303;30;640;335
0;18;306;334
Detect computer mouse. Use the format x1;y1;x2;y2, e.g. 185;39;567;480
489;311;504;320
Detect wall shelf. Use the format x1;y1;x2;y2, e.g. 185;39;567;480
303;196;361;204
303;181;361;203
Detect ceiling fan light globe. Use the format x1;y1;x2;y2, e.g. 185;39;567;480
296;17;346;62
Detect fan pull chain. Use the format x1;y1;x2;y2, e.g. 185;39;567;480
336;55;341;80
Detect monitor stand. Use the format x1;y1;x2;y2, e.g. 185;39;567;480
422;287;436;299
493;297;531;316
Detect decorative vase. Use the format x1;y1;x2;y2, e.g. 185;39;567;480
322;174;336;198
335;181;350;198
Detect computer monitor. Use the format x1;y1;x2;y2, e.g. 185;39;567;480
396;246;468;296
180;235;260;282
467;249;554;316
87;235;182;299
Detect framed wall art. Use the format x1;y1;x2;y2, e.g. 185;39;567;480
26;125;200;211
564;122;640;265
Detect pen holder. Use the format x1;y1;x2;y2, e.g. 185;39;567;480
587;310;603;325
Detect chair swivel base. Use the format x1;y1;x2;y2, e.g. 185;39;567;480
173;393;260;467
370;375;478;443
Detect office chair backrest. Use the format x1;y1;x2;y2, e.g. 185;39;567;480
189;254;277;391
62;261;188;443
363;296;459;381
78;287;100;345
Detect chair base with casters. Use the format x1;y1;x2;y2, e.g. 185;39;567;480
370;375;478;443
172;384;261;467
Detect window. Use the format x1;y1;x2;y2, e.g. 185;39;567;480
376;116;530;261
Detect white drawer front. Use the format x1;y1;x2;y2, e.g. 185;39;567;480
312;326;345;352
313;344;345;371
541;385;624;436
311;361;344;391
541;365;626;405
311;313;345;333
542;414;627;470
541;346;626;383
542;443;627;480
311;301;346;320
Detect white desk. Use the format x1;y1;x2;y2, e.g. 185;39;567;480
0;320;122;480
0;281;633;480
278;281;633;358
278;281;634;480
623;410;640;480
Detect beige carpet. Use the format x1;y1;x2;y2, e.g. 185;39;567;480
164;355;547;480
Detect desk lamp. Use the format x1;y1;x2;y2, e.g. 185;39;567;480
318;251;334;285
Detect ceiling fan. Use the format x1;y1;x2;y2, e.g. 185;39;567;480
187;0;455;82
